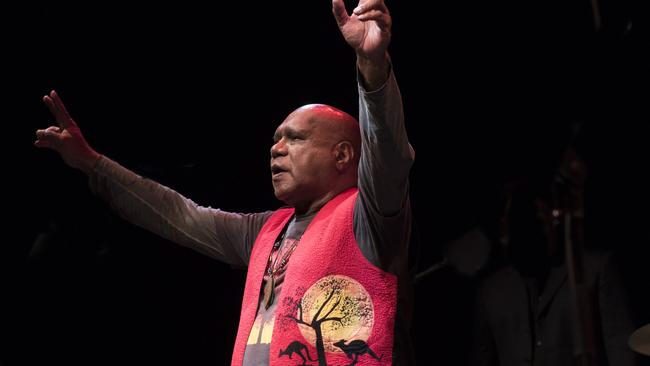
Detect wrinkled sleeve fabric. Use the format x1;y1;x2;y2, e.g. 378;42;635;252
354;67;415;269
88;156;272;267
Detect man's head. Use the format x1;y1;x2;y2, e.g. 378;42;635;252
503;173;579;274
500;135;588;274
270;104;361;215
505;180;558;266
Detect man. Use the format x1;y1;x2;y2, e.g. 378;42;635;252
471;143;638;366
35;0;415;364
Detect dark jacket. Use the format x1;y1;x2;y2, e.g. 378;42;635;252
472;250;637;366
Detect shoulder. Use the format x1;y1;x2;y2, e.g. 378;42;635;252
478;266;520;295
582;248;615;273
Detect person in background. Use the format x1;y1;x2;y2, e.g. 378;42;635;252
471;140;638;366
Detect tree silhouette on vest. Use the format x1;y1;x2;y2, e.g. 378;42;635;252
285;276;373;366
334;339;382;365
278;340;316;365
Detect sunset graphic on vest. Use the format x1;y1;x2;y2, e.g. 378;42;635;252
294;275;374;353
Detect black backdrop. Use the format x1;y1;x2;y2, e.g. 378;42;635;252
3;0;650;364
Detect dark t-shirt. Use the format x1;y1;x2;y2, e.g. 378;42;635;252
242;213;314;365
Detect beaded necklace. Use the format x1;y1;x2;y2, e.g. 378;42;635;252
262;226;299;309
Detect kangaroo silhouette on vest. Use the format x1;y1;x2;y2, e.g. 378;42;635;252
334;339;382;365
278;340;315;365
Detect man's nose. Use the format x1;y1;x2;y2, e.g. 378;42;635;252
271;139;287;158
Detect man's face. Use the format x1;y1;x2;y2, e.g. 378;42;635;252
507;192;560;269
270;107;337;207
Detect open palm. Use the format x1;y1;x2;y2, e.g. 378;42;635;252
333;0;391;61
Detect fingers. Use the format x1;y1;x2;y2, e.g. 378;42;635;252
332;0;349;27
353;0;391;31
34;126;63;150
356;10;391;30
35;126;62;138
42;90;76;129
34;139;53;148
353;0;388;16
42;95;59;123
42;93;69;129
51;91;74;125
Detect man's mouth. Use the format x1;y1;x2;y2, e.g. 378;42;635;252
271;165;287;176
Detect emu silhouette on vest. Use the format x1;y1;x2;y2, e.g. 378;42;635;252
278;341;316;365
334;339;382;365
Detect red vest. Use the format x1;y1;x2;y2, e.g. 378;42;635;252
231;188;397;365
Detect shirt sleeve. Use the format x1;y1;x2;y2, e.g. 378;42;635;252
357;66;414;216
88;155;272;267
353;65;415;270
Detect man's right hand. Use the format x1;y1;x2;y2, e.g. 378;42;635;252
35;90;100;174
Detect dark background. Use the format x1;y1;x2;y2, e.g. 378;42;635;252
3;0;650;364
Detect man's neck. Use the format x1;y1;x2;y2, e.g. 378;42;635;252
292;181;357;217
294;191;338;218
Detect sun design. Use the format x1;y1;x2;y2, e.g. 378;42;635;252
297;275;374;353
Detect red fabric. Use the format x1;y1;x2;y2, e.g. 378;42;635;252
231;188;397;365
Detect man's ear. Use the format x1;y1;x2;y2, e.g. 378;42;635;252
333;141;354;170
